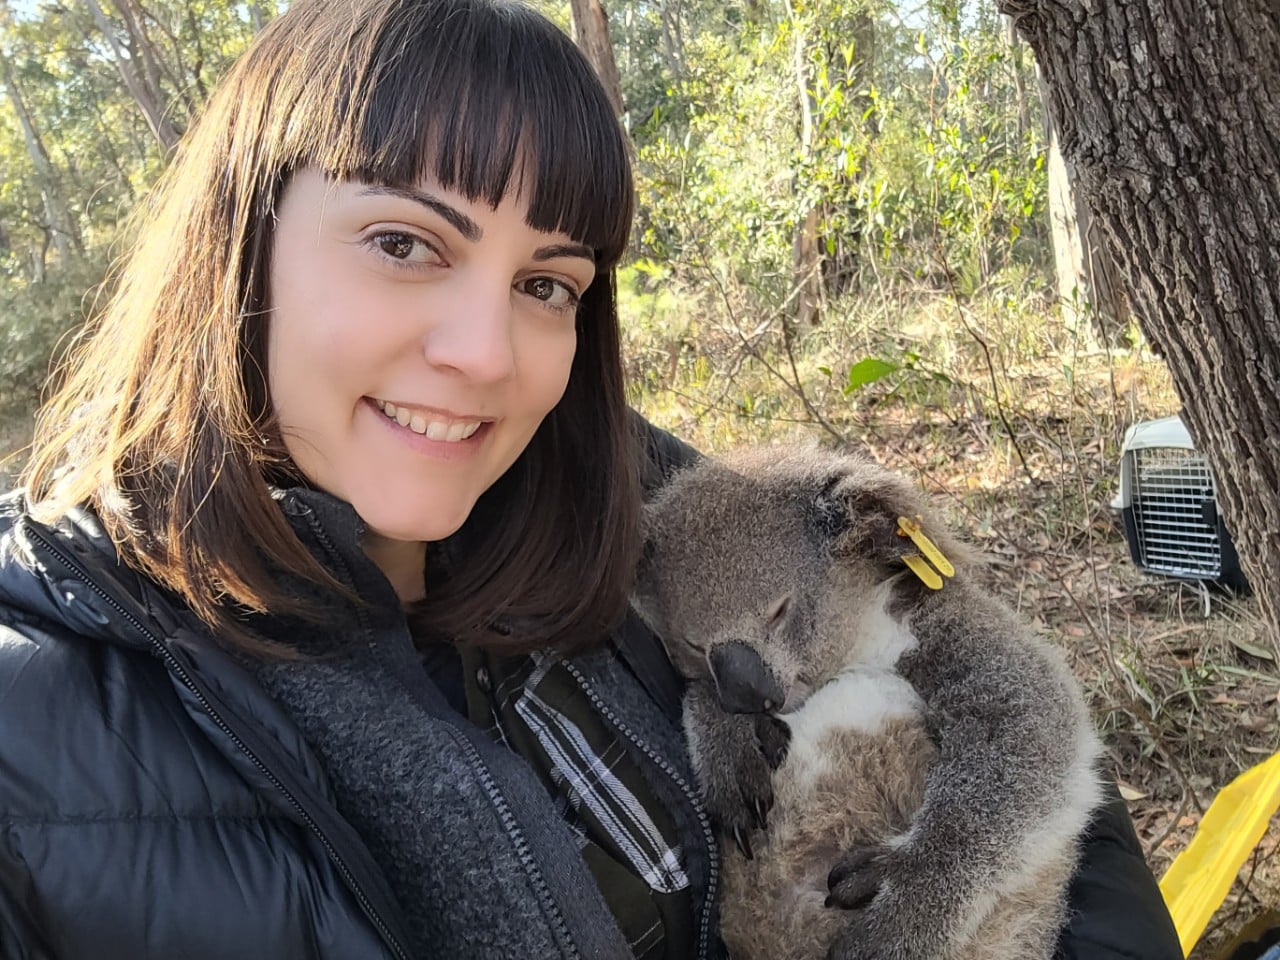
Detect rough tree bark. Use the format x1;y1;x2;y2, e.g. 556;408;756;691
1009;19;1129;343
568;0;625;117
1042;84;1130;344
1000;0;1280;650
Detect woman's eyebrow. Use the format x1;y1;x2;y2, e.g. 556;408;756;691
356;184;594;263
533;242;595;263
356;184;481;241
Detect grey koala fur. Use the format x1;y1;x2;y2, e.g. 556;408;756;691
632;445;1103;960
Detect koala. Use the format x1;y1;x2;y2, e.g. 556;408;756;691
632;445;1103;960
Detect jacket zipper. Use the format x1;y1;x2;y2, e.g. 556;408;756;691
449;731;583;960
299;513;583;960
26;526;412;960
561;660;720;960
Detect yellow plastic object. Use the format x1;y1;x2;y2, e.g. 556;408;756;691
902;554;943;589
897;516;955;578
1159;751;1280;956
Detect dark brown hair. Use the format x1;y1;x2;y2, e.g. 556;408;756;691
23;0;639;654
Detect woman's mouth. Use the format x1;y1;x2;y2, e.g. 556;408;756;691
371;398;484;442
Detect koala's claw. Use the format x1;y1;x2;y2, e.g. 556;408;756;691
701;728;776;840
702;769;773;850
825;844;889;911
755;714;792;770
751;796;770;830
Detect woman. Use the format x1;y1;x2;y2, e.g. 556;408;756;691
0;0;1178;957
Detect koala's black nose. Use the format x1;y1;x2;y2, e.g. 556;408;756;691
709;641;785;714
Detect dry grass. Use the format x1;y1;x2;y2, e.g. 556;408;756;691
625;279;1278;960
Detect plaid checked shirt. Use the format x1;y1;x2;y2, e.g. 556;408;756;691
448;646;696;960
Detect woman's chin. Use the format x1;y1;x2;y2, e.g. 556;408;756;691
358;502;475;547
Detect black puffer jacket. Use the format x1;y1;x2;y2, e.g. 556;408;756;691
0;483;724;960
0;423;1180;959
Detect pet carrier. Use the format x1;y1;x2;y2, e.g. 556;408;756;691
1111;415;1248;590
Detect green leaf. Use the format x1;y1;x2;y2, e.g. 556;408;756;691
843;357;900;395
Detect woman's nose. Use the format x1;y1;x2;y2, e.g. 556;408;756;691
422;282;517;384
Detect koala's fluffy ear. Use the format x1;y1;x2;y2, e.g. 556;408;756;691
813;469;931;567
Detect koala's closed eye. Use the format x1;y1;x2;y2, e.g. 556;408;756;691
765;595;791;631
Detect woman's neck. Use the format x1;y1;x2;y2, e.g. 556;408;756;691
361;533;428;603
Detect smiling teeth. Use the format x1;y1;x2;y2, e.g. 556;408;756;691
375;400;482;441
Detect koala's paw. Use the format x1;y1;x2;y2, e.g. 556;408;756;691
699;735;775;859
825;843;890;910
826;894;919;960
685;685;790;857
825;866;935;960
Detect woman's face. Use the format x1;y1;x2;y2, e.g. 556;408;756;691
267;168;593;565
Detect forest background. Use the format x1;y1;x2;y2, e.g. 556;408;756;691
0;0;1274;954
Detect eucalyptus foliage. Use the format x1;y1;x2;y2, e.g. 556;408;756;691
0;0;1053;424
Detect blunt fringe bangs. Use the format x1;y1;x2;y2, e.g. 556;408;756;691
23;0;640;656
288;0;633;268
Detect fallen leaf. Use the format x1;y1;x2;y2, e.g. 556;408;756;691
1117;781;1147;801
1228;635;1276;661
1237;714;1272;733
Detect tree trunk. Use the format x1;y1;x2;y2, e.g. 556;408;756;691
112;0;174;111
0;41;82;265
31;233;47;283
1041;74;1130;344
84;0;181;151
1004;18;1032;141
790;7;874;328
1000;0;1280;651
247;3;267;34
567;0;625;117
790;11;822;328
658;0;684;80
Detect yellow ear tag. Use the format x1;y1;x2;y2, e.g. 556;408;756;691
902;553;944;590
898;516;955;586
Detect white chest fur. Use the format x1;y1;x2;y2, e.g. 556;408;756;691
781;667;924;789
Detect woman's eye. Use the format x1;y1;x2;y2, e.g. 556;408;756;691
522;276;579;309
367;230;436;266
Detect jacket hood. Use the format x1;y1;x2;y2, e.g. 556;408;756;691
0;490;170;651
